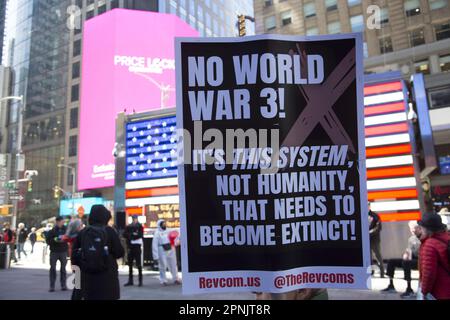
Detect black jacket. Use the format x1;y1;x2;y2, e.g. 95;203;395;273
46;226;68;253
123;223;143;246
72;205;124;300
369;210;382;241
29;232;37;243
17;228;28;243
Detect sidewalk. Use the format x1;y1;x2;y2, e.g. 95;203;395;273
0;242;417;300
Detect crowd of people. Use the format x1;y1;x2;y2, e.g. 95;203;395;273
1;204;181;300
1;202;449;300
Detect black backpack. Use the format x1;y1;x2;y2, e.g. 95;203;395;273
78;226;109;274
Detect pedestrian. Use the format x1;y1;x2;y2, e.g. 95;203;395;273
28;227;37;254
42;223;53;264
47;216;68;292
16;223;28;259
123;215;144;287
417;212;450;300
368;202;385;278
2;223;17;263
63;218;84;300
382;221;421;297
71;205;124;300
152;219;181;285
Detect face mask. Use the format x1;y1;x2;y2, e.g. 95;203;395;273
161;224;166;230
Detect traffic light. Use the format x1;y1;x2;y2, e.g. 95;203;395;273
53;186;60;199
27;180;33;192
238;14;246;37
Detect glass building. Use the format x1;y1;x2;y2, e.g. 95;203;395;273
4;0;254;224
0;1;7;65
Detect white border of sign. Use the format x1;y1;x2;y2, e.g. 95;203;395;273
175;33;371;294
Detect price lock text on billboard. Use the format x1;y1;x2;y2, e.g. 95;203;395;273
176;34;371;294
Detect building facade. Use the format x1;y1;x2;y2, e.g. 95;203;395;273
0;1;7;65
4;0;254;224
254;0;450;210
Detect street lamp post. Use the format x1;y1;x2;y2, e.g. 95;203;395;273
57;164;76;216
0;95;24;228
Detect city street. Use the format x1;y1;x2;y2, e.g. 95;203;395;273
0;242;418;300
1;0;448;304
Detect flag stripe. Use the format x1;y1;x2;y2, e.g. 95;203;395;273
366;155;413;168
364;82;403;96
379;212;422;222
367;177;417;190
370;200;420;212
366;144;412;158
365;122;409;137
367;166;415;179
364;91;404;106
364;112;407;127
126;186;179;199
368;188;418;201
364;102;405;116
125;195;179;207
125;177;178;190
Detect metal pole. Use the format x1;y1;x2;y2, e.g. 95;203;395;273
10;96;24;229
58;164;76;216
72;168;76;217
0;95;23;227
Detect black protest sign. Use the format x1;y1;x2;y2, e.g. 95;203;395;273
176;34;370;294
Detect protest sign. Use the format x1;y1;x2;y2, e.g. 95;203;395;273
175;34;370;294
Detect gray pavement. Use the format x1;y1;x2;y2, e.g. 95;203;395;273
0;242;418;300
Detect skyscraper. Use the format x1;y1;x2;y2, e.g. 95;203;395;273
253;0;450;217
5;0;254;224
0;0;7;65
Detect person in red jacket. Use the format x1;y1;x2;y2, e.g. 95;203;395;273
417;212;450;300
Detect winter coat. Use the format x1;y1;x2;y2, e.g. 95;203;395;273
3;229;14;243
419;231;450;300
47;226;68;253
368;210;382;242
17;228;28;243
72;205;124;300
29;232;37;243
123;222;143;247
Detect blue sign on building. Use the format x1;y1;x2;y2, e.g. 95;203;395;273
59;197;104;216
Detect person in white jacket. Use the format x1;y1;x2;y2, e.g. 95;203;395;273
152;219;180;285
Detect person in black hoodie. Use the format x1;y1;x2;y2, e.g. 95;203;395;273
47;216;68;292
123;215;144;287
72;205;124;300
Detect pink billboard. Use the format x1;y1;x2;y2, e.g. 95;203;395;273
79;9;198;190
